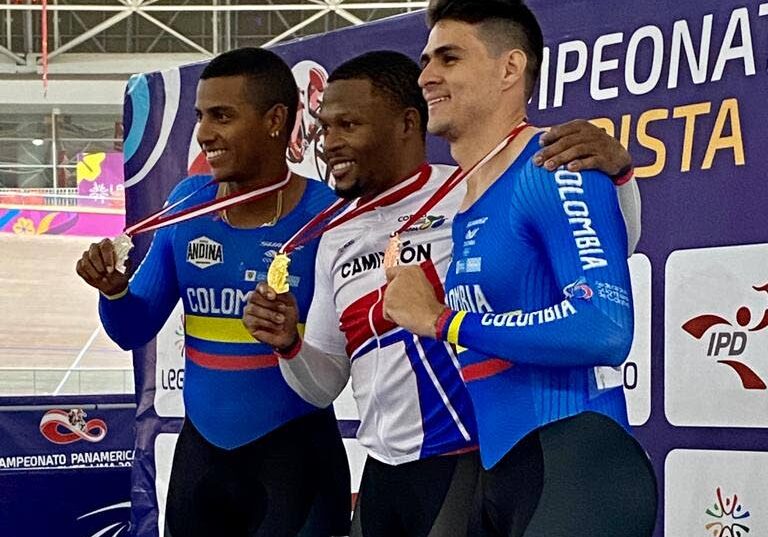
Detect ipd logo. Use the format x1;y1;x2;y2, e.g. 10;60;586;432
682;282;768;390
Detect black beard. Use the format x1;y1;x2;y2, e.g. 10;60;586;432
334;183;366;200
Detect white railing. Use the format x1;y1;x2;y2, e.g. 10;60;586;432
0;188;124;209
0;368;134;396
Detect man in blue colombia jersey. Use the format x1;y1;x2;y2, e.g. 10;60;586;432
242;48;642;537
383;1;657;536
76;48;351;537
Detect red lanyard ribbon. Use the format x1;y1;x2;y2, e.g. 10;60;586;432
279;163;432;255
124;171;291;237
392;122;529;237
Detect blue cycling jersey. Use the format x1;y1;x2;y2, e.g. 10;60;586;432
440;134;634;468
100;175;337;449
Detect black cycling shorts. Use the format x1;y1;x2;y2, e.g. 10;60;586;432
468;411;658;537
350;450;480;537
164;407;351;537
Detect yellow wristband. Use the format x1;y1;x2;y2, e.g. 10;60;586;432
446;311;467;345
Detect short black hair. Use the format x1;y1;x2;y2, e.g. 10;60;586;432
328;50;428;137
427;0;543;99
200;47;298;137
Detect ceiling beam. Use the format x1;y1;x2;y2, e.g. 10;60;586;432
136;11;212;55
0;44;25;65
46;10;133;61
1;3;427;12
262;8;330;47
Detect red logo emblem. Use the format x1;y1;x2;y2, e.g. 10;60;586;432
682;282;768;390
39;409;108;444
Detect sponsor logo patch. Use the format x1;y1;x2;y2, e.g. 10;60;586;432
563;277;594;300
186;236;223;269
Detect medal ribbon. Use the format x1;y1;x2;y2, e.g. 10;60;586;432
279;163;432;255
392;122;529;237
124;170;292;237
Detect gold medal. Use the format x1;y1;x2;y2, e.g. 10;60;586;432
383;234;401;270
112;232;134;273
267;253;291;294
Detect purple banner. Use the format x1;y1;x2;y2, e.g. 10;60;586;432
0;403;135;470
124;2;768;536
0;396;135;536
0;468;131;536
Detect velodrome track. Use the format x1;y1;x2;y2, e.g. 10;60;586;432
0;233;131;395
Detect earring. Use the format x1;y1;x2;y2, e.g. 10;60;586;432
270;131;279;138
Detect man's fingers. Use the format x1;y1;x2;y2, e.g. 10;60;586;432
75;258;91;282
252;290;292;314
255;282;277;300
243;302;286;325
248;328;280;347
274;292;298;309
552;143;597;171
566;158;585;172
534;133;584;167
540;141;596;171
88;243;107;274
246;296;293;325
539;119;589;145
385;266;404;282
98;239;116;274
243;314;284;337
248;288;280;309
78;255;104;283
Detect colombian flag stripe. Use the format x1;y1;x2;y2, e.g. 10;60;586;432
185;315;256;343
446;311;467;345
186;347;278;371
185;315;304;344
461;358;513;382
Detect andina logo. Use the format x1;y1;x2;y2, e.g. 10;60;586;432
682;282;768;390
704;487;750;537
39;409;107;445
186;236;223;269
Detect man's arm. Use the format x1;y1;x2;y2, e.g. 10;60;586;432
73;226;181;350
98;229;180;350
278;341;350;409
435;165;634;366
385;165;634;368
534;119;631;177
617;178;641;254
76;181;201;350
536;119;641;254
242;242;350;408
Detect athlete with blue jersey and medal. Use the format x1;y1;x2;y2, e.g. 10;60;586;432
76;48;350;537
383;2;658;537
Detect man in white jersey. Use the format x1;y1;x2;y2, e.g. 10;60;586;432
243;51;640;537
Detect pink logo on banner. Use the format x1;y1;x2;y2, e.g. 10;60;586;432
39;409;108;444
76;152;125;208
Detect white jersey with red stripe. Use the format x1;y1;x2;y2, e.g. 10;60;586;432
304;165;478;465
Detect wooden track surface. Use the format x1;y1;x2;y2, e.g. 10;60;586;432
0;233;132;395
